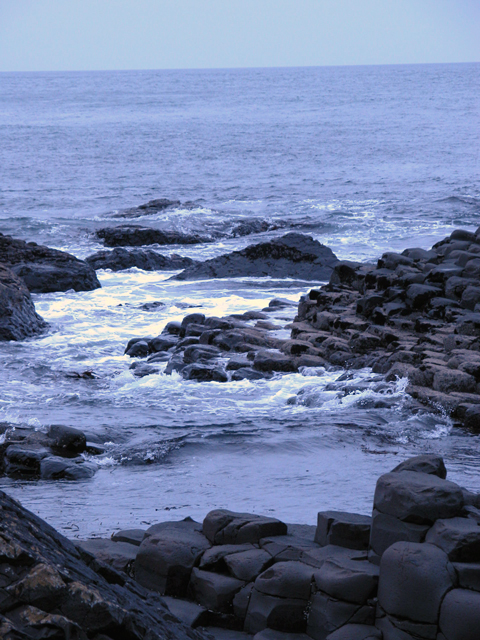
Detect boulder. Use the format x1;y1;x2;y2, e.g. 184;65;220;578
174;233;339;281
203;510;287;545
244;590;308;635
253;562;314;601
86;247;196;271
314;511;371;550
111;529;146;546
369;510;430;557
439;588;480;640
425;517;480;561
0;264;47;340
452;561;480;592
306;592;369;640
96;225;211;247
391;454;447;478
377;542;456;624
313;555;379;604
199;544;256;572
39;456;97;480
224;549;272;582
75;539;138;573
253;350;298;373
0;489;207;639
47;424;86;454
134;519;211;596
373;471;464;523
0;232;100;293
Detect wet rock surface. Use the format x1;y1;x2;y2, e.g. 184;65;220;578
86;247;197;271
0;232;101;293
173;233;339;281
96;224;212;247
0;264;47;340
293;227;480;428
0;424;100;481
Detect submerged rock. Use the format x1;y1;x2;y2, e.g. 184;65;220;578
173;233;339;281
86;247;197;271
0;264;47;340
0;232;100;293
115;198;181;218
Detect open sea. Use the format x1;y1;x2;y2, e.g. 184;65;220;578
0;63;479;537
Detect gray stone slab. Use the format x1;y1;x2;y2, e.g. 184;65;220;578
378;542;456;624
254;562;314;600
374;471;464;523
313;556;379;605
300;545;367;569
75;538;138;572
259;535;318;562
369;510;430;557
306;591;361;640
161;596;207;628
189;568;244;613
225;549;272;582
439;588;480;640
204;510;288;545
111;528;145;546
244;589;308;635
315;512;371;550
425;516;480;561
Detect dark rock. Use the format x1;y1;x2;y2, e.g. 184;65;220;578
233;583;254;620
391;454;447;478
439;588;480;640
432;367;476;393
464;404;480;431
86;247;196;271
244;589;308;635
199;544;256;572
188;568;244;613
117;198;181;218
40;456;97;480
96;225;211;247
377;542;456;624
224;549;272;582
254;562;314;600
253;631;310;640
164;320;183;335
369;510;430;557
75;539;138;573
135;519;211;596
0;490;207;639
203;510;288;545
313;555;379;604
174;234;339;281
232;368;270;381
314;511;371;550
130;362;161;377
425;517;480;561
253;350;298;373
325;625;382;640
0;264;47;341
182;364;228;383
4;446;50;477
47;425;87;455
125;339;150;358
139;300;166;311
306;592;364;640
373;470;464;524
0;232;100;293
405;284;441;309
452;561;480;592
162;596;208;628
111;529;145;546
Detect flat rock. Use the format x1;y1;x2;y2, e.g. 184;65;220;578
0;232;100;293
313;555;379;605
253;562;314;600
0;264;47;340
96;224;211;247
314;511;371;550
111;529;146;546
174;233;339;281
188;568;244;613
86;247;196;271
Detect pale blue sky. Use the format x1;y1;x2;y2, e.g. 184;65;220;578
0;0;479;72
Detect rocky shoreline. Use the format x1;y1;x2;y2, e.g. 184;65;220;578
2;453;479;639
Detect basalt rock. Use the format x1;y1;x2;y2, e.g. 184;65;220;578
86;247;197;271
0;264;47;340
96;225;211;247
0;232;100;293
173;233;339;281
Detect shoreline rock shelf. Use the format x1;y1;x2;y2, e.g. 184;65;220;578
292;226;480;430
16;455;474;640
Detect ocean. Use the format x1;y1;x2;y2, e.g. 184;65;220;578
0;63;479;537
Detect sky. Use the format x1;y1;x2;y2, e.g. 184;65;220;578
0;0;479;72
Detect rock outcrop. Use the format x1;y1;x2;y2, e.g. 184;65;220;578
73;454;480;639
0;489;206;639
86;247;197;271
0;264;47;340
0;232;100;293
174;233;339;281
291;227;480;428
96;225;212;247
